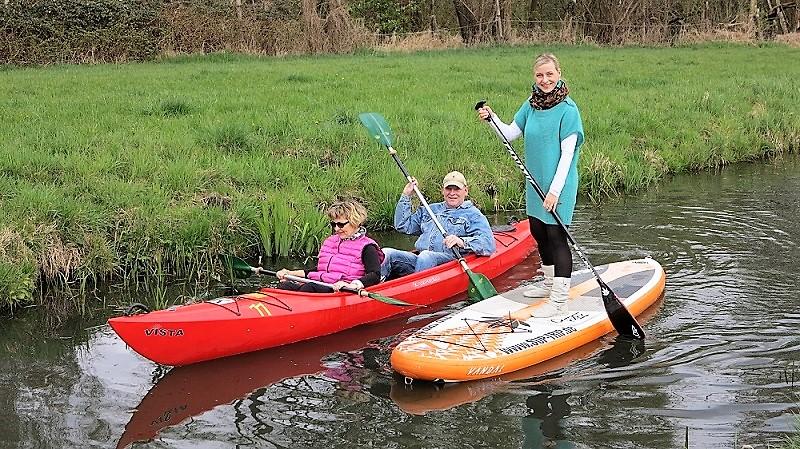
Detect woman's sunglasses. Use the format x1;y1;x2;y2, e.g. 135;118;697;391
330;221;350;229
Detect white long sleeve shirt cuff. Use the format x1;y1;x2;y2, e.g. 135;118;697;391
548;133;578;198
489;113;522;142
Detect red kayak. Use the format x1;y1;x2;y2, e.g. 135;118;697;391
109;220;534;366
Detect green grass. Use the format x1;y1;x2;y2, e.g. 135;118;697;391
1;43;799;308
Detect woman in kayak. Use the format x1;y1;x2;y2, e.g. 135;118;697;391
275;198;384;293
477;52;584;317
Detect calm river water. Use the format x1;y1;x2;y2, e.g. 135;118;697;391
1;157;799;449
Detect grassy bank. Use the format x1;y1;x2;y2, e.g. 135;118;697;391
1;43;798;308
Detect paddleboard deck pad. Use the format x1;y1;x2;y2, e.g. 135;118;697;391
390;258;665;382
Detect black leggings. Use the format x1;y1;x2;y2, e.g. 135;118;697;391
528;216;572;278
276;280;334;293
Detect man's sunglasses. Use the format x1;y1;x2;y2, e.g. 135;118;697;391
330;221;350;229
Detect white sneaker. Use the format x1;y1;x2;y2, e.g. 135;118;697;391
531;276;570;318
523;265;554;298
523;284;550;298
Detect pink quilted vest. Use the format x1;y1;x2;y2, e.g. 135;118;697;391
307;234;384;284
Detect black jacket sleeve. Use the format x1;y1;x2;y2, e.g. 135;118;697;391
358;244;382;287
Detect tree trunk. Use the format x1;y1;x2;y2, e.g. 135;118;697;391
750;0;761;39
775;2;791;33
527;0;538;29
502;0;512;38
430;0;438;33
493;0;503;39
453;0;478;43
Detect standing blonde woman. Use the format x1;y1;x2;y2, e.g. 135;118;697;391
276;199;384;293
477;53;584;317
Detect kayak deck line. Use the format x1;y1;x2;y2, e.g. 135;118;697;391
203;291;295;317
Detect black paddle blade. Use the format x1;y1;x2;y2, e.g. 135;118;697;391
219;255;254;279
466;272;499;303
598;279;645;340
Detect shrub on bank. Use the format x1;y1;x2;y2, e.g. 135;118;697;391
0;0;161;64
0;0;373;65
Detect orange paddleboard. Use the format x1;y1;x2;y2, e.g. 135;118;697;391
391;258;666;382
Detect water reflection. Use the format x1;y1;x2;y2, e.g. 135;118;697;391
596;336;647;369
522;387;574;449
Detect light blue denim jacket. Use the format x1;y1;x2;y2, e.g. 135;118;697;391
394;196;496;256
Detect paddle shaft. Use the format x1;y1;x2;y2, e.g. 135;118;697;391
477;101;644;339
220;254;417;306
252;267;370;297
386;147;472;271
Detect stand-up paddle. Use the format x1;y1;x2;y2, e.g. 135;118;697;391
475;100;645;339
219;255;416;307
358;112;498;303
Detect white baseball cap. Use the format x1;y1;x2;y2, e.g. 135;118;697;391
442;171;467;189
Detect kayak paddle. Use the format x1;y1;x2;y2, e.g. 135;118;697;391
474;100;645;339
358;112;499;303
219;255;417;307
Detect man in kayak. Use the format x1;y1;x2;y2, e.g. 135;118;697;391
380;171;496;280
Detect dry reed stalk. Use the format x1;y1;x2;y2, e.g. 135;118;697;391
678;28;754;44
776;32;800;47
37;226;82;282
378;32;463;52
302;0;325;53
0;228;32;262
